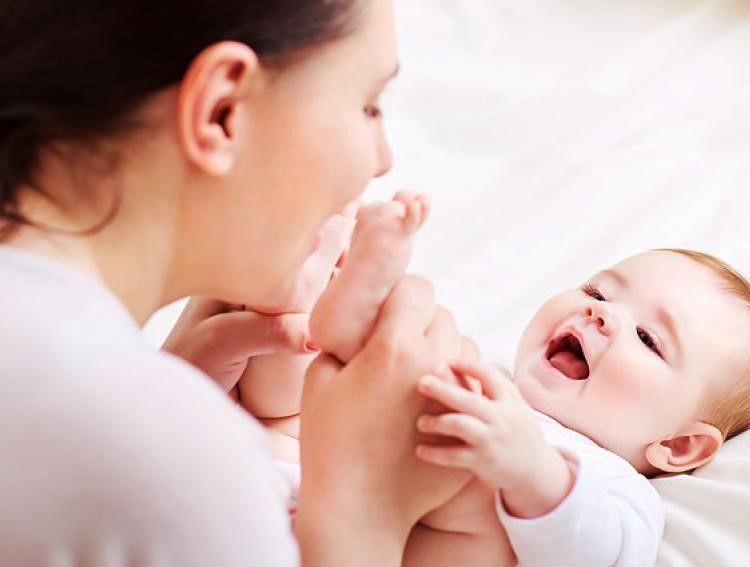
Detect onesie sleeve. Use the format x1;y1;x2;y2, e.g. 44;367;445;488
497;449;664;567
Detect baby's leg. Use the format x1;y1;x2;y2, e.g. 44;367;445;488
237;210;355;421
404;478;516;567
309;191;430;363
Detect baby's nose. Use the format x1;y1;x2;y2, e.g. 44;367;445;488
585;303;617;336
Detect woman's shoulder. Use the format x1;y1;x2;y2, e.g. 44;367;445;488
0;248;299;565
0;351;298;565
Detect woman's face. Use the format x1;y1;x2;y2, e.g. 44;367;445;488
205;0;398;311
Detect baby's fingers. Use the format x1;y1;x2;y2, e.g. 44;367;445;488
451;359;515;401
415;445;476;469
417;413;486;446
417;375;494;422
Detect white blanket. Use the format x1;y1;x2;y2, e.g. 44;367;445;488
366;1;750;565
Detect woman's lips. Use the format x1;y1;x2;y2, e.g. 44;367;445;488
546;332;589;380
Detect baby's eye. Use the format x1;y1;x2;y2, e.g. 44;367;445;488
582;283;606;301
364;104;383;119
637;328;661;357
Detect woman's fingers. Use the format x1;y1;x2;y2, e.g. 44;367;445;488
206;310;312;358
423;306;461;376
163;304;313;392
459;336;481;365
301;352;342;397
456;337;483;392
451;359;515;401
417;375;494;422
372;274;435;346
417;413;486;445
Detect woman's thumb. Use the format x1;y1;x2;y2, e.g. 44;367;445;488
210;310;312;359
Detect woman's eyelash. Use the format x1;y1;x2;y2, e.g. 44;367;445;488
364;105;383;119
582;283;606;301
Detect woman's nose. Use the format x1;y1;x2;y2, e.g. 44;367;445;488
585;302;618;336
373;125;393;178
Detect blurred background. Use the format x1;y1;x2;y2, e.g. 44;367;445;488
145;0;750;368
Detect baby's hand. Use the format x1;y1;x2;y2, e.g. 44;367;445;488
414;361;553;491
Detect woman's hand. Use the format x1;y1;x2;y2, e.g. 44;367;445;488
294;275;477;566
161;297;313;398
162;208;356;400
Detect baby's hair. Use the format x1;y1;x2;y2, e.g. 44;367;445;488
659;248;750;441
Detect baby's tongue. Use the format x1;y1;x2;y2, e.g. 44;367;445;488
549;351;588;380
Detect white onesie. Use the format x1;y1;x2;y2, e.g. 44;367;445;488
498;412;665;567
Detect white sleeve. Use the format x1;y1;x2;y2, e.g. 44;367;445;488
0;353;300;567
497;450;664;567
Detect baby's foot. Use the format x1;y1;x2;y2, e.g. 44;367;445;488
310;191;430;363
286;205;357;312
235;204;356;421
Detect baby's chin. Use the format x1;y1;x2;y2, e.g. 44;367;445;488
512;369;548;412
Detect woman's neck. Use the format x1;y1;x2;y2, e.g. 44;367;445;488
6;220;168;327
7;157;181;326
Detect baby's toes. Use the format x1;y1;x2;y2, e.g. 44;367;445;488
414;193;431;227
393;189;420;207
357;200;405;225
401;193;431;232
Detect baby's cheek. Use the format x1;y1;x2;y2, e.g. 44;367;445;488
594;360;658;409
517;295;570;352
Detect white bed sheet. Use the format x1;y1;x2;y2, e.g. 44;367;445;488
369;1;750;565
144;1;750;564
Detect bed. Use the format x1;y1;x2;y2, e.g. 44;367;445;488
144;0;750;563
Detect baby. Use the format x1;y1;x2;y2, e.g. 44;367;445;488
406;247;750;566
236;191;431;493
239;196;750;566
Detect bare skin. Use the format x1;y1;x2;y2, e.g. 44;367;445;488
237;207;356;419
310;190;430;362
239;191;432;461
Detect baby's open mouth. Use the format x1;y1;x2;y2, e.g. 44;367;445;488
546;333;589;380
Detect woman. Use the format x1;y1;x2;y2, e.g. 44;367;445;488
0;1;474;564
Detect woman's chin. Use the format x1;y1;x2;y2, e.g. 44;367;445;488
252;277;306;314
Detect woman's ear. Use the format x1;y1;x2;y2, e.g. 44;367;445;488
177;41;261;176
645;421;723;474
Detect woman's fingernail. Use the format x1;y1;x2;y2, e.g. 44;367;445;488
305;340;319;353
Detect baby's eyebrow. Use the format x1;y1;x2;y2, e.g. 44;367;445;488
598;268;628;287
598;268;684;362
656;305;683;362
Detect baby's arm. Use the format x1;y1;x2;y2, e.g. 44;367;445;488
404;477;517;567
415;360;663;567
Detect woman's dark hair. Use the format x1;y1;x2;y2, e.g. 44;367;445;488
0;0;362;237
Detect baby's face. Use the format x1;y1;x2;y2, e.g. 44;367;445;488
514;251;750;470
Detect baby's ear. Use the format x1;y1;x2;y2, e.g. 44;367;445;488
645;422;723;474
